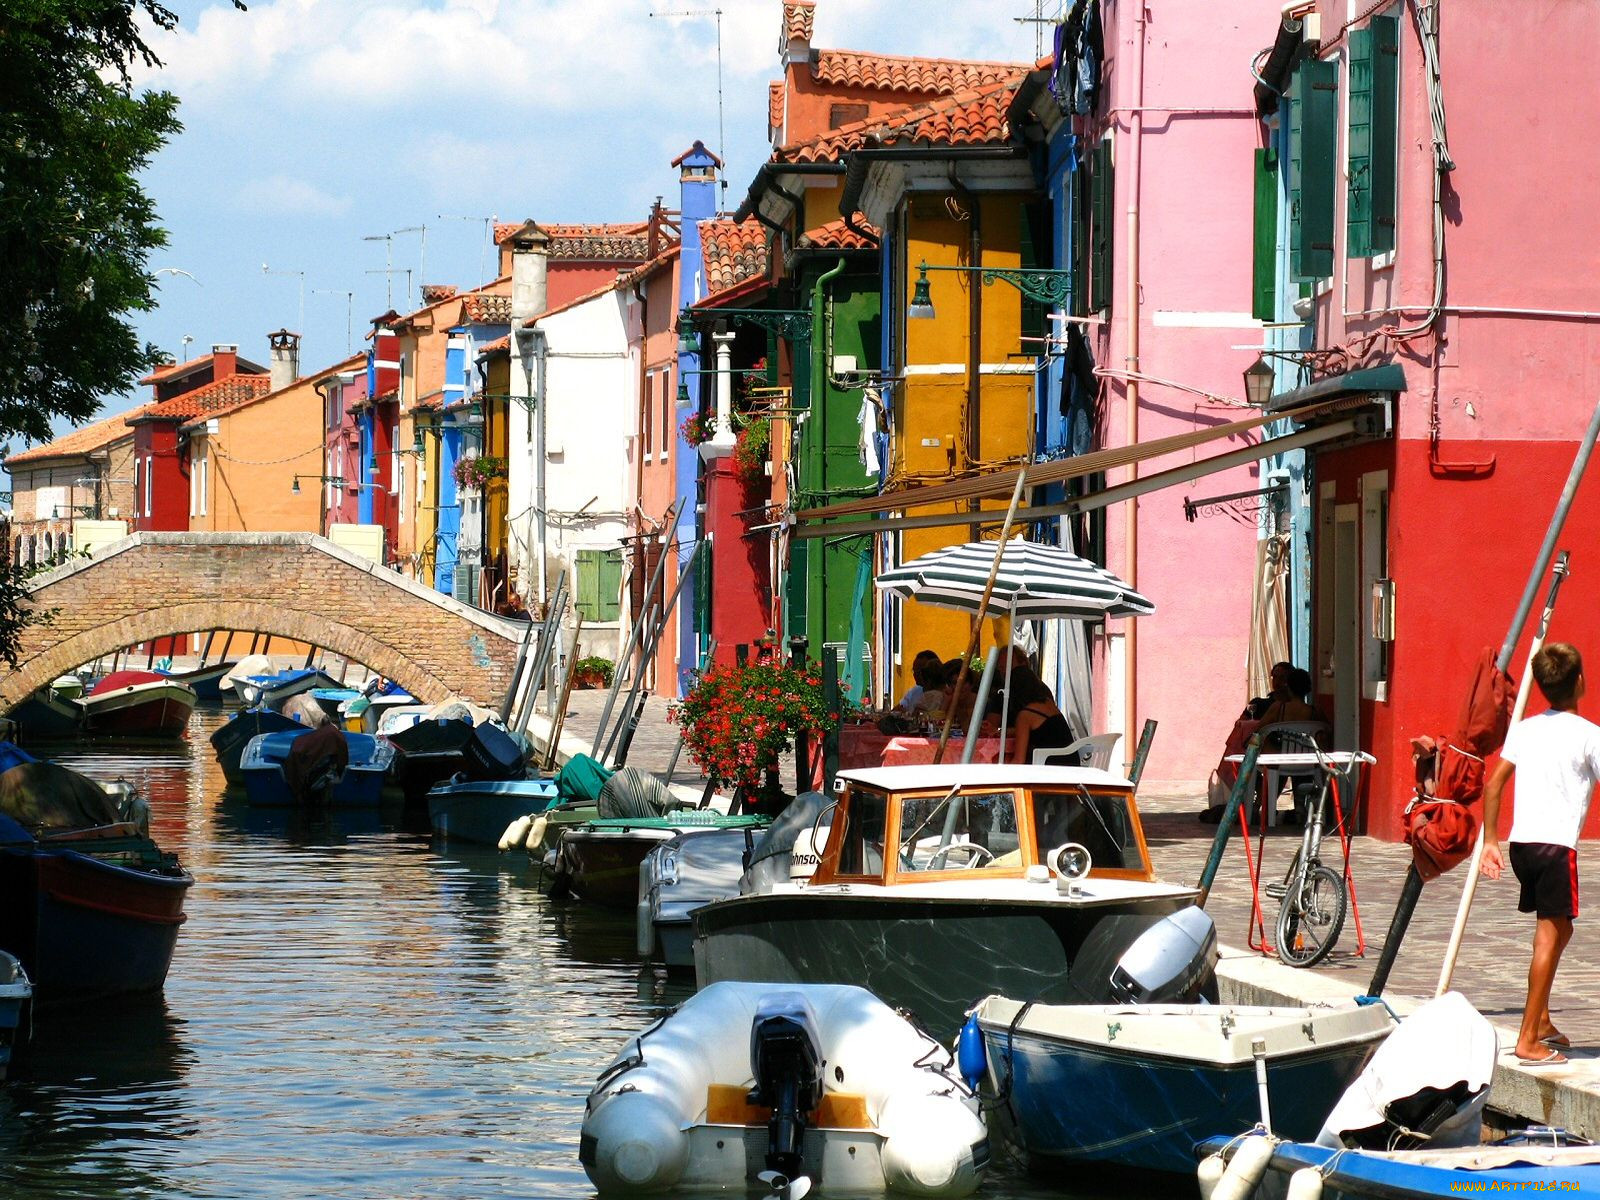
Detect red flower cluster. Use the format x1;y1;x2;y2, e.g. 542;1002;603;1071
681;412;714;447
669;657;829;789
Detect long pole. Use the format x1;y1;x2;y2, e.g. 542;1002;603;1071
1436;552;1571;995
498;618;537;722
543;615;584;771
1372;401;1600;995
1196;737;1262;907
513;573;566;738
934;464;1031;764
593;503;680;750
603;539;707;765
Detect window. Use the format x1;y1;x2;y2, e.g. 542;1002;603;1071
575;548;622;622
133;458;142;518
144;454;153;519
1033;789;1144;873
1289;57;1339;280
1361;470;1391;700
835;786;889;876
1088;138;1113;312
1347;15;1399;258
661;370;672;456
897;790;1019;873
196;447;208;517
642;368;654;456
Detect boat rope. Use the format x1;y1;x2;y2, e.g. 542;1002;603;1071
985;1000;1036;1119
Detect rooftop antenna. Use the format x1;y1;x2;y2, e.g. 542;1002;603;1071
649;7;727;208
363;231;395;308
393;224;427;306
314;288;355;354
439;213;498;286
1014;0;1057;60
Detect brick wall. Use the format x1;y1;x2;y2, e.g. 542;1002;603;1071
1;532;526;710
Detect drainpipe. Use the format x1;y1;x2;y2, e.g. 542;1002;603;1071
1122;3;1147;755
951;174;983;534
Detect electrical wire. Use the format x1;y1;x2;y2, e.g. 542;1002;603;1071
209;440;330;467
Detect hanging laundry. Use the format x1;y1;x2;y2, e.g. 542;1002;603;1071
858;386;882;475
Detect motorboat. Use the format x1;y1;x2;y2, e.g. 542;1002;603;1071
239;728;396;807
977;992;1393;1175
79;670;196;738
236;667;342;711
49;674;84;701
385;705;527;803
161;660;235;703
692;763;1201;1035
0;755;191;1004
209;706;308;785
639;821;822;970
309;687;362;721
581;980;987;1197
9;690;85;740
554;812;769;908
0;951;30;1076
341;685;417;735
1195;991;1505;1200
427;777;560;844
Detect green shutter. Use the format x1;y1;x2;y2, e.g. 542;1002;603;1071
1252;147;1279;321
1346;27;1374;257
1070;167;1091;317
1289;58;1337;280
575;549;600;621
1089;139;1113;312
1369;15;1399;255
597;549;622;622
1018;202;1047;345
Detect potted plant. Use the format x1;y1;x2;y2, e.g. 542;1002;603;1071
669;655;832;795
680;411;715;447
730;416;771;485
453;454;507;492
572;655;614;690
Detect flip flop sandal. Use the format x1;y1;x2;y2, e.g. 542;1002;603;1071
1543;1034;1572;1048
1515;1049;1569;1066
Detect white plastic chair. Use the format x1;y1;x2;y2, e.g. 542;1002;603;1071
1257;720;1332;826
1032;731;1122;771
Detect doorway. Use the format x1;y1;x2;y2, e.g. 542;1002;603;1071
1331;504;1361;749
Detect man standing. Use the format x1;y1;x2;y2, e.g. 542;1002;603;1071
1482;642;1600;1064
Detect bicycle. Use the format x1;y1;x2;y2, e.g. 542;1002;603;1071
1264;739;1349;967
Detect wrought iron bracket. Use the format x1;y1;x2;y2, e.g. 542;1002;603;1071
681;307;813;343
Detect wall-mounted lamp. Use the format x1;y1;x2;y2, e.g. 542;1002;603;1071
1242;355;1277;408
292;474;346;495
906;259;1073;321
676;381;691;407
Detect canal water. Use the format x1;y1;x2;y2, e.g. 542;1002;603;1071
0;708;1142;1200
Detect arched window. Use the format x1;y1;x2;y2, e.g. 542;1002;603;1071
40;532;52;561
26;535;37;567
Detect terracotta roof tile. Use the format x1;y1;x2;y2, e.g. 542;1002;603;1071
461;293;514;324
775;77;1024;164
811;50;1026;96
768;81;786;141
5;403;152;466
783;1;815;44
478;335;510;355
391;277;510;329
134;375;273;423
179;352;368;431
492;220;657;262
135;351;268;386
420;284;458;304
699;219;768;296
798;218;879;250
412;394;446;412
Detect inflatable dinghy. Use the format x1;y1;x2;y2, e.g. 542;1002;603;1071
581;981;987;1198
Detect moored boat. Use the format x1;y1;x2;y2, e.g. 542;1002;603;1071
0;951;30;1076
9;690;84;741
581;980;987;1197
49;674;84;701
240;728;395;807
427;777;560;844
693;763;1201;1035
555;812;769;908
79;670;196;738
240;667;342;711
209;706;307;785
977;996;1393;1175
162;660;235;702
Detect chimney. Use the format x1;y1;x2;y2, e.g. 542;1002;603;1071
781;1;814;66
211;343;238;380
267;329;300;392
509;221;550;323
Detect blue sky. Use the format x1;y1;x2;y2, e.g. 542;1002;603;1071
87;0;1041;414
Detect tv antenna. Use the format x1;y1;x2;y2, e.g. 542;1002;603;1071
649;7;727;206
438;213;498;286
314;288;355;354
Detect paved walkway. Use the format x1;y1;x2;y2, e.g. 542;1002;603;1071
530;697;1600;1133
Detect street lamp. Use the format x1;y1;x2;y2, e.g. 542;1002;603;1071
1243;355;1277;408
905;259;1073;321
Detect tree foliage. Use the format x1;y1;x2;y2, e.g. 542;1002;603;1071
0;2;243;444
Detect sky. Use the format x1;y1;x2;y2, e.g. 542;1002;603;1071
75;0;1050;420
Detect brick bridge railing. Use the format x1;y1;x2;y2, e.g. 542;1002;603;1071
1;532;527;711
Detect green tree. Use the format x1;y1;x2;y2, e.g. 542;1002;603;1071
0;2;242;444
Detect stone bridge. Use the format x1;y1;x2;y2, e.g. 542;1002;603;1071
1;532;527;711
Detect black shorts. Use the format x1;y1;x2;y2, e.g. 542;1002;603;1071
1510;842;1580;920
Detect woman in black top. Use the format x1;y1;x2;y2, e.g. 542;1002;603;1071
1002;661;1077;764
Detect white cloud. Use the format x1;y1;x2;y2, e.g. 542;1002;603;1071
235;174;353;217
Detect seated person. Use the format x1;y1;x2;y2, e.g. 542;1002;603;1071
1200;662;1326;823
942;657;997;736
1002;662;1077;764
895;650;948;716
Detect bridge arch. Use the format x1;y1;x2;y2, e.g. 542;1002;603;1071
2;532;526;712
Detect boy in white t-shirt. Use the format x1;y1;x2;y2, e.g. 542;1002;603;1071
1482;642;1600;1064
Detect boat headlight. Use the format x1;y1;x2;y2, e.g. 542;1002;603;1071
1052;843;1092;895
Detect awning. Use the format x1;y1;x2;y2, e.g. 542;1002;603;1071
1264;363;1406;414
792;397;1391;540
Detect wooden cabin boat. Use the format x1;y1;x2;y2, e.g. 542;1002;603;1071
79;670;196;738
693;763;1200;1035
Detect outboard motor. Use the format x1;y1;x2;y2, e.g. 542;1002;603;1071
1108;906;1218;1003
748;992;824;1198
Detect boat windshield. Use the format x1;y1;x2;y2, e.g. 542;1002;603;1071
897;790;1020;873
834;786;891;876
1031;787;1143;873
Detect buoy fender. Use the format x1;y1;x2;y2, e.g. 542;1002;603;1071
581;1090;689;1193
877;1093;986;1197
1212;1134;1273;1200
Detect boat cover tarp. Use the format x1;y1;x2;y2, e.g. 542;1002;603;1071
0;761;121;831
387;718;474;757
88;670;167;695
597;767;674;819
283;724;349;802
426;698;498;726
463;722;525;780
741;791;831;894
220;654;274;691
0;743;38;776
1317;990;1496;1150
555;754;613;804
281;693;329;728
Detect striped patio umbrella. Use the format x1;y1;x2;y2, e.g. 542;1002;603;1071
874;537;1155;620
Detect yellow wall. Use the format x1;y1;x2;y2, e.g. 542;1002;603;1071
414;421;439;585
483;358;510;569
198;384;324;534
892;190;1035;695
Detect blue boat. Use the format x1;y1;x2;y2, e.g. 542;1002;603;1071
0;815;193;1005
427;778;559;844
237;668;342;711
240;728;396;807
976;997;1392;1176
309;687;362;721
1196;1132;1600;1200
0;950;30;1076
209;707;306;785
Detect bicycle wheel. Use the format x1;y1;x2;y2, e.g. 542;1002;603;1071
1276;863;1348;967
